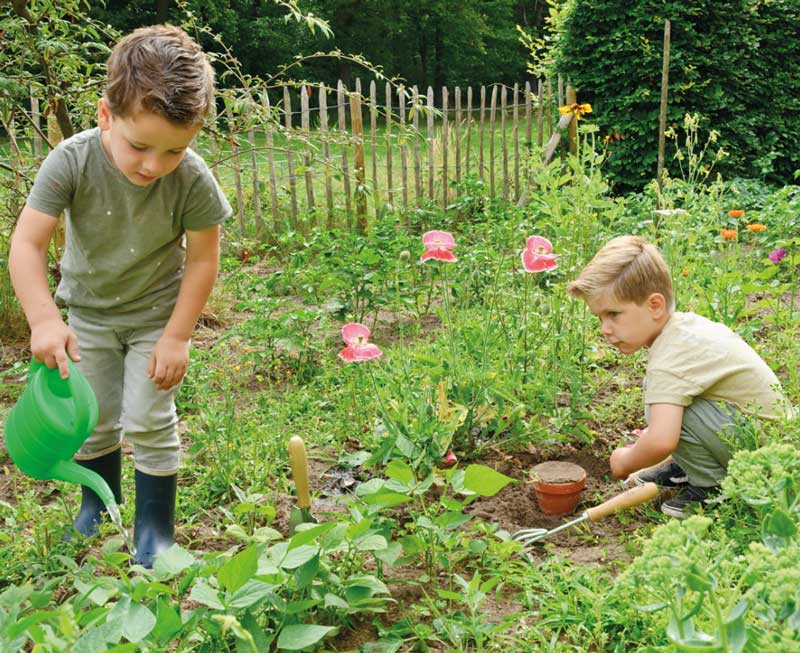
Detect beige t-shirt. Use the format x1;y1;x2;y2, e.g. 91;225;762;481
645;312;792;420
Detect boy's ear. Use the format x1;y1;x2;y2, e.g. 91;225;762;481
97;98;112;130
647;292;667;318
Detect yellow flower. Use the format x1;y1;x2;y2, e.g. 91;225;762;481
745;223;766;233
559;103;593;119
721;229;738;241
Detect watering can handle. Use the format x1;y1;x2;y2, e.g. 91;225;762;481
586;482;660;522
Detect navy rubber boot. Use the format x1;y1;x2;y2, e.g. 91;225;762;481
133;470;177;568
69;448;123;538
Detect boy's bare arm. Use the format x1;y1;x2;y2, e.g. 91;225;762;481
9;205;80;378
149;225;220;390
609;403;683;479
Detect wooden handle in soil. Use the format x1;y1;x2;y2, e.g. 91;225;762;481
288;436;312;509
586;482;659;522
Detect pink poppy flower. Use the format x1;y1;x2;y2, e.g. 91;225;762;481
768;247;788;264
521;235;558;272
442;450;458;466
421;230;457;263
338;322;382;362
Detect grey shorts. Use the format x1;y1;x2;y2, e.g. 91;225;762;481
646;398;742;488
69;309;180;474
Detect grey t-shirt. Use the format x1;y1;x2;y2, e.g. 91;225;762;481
26;127;232;326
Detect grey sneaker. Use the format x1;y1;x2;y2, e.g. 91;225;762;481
634;461;688;488
661;484;720;519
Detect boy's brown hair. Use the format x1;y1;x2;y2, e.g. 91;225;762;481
105;25;214;126
568;235;675;309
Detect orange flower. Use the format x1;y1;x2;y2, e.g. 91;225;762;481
745;223;766;233
681;269;690;276
727;210;745;218
721;229;738;240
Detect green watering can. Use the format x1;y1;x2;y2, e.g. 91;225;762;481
3;359;116;508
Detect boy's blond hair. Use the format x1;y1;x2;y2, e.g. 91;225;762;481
105;25;214;126
568;236;674;309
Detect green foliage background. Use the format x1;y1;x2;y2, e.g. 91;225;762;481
555;0;800;191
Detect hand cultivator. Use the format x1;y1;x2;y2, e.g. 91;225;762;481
288;436;318;535
512;482;659;547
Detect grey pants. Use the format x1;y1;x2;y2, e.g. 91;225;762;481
69;310;181;475
646;398;741;488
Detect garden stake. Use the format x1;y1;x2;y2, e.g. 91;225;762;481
512;482;659;547
288;436;317;535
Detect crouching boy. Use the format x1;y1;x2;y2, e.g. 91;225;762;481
568;236;793;517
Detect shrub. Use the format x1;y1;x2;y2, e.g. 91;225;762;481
555;0;800;190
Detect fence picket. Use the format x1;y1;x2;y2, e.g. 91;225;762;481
454;86;461;188
225;102;246;235
283;86;299;226
351;91;367;232
465;86;473;178
398;85;409;209
247;120;264;238
513;82;520;201
370;80;379;217
489;84;497;197
300;85;316;215
319;84;334;225
501;84;508;200
385;82;394;205
479;85;486;180
263;92;281;234
537;79;544;149
442;86;448;209
427;86;434;200
412;85;422;202
337;80;352;214
30;90;42;157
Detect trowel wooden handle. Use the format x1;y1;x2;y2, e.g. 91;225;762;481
288;436;312;509
586;482;659;522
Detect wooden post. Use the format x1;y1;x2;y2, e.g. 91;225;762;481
370;80;379;218
536;79;544;149
566;85;577;156
489;84;497;197
501;84;509;200
337;80;352;215
319;84;335;226
479;85;486;180
427;86;435;200
524;81;532;150
557;75;564;108
545;80;553;141
247;119;264;239
412;86;422;203
513;82;520;201
385;82;394;206
442;86;449;209
656;19;671;206
225;102;246;236
465;86;473;177
398;85;409;209
263;92;281;234
208;103;220;182
283;86;299;227
454;86;462;188
300;85;316;215
30;90;43;158
351;91;367;232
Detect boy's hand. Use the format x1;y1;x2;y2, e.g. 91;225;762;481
149;334;189;391
30;319;81;379
609;447;631;479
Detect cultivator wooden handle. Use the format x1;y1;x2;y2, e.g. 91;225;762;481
586;482;659;522
288;436;312;510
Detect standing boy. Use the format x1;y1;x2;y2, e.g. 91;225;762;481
568;236;793;517
9;25;232;565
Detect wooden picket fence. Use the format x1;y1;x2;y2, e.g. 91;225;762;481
11;77;577;239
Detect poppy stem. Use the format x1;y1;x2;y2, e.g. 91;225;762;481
441;264;459;378
522;271;530;381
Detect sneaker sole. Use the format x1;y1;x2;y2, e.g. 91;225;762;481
660;503;689;519
633;474;689;488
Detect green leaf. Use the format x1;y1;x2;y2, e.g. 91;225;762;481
150;597;183;644
281;544;319;569
152;544;196;577
462;464;515;497
276;624;337;650
189;578;224;610
122;602;156;642
385;460;415;485
218;544;259;594
287;521;337;549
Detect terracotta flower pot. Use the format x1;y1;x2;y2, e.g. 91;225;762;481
530;461;586;515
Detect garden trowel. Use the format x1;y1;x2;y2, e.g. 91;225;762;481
288;436;317;535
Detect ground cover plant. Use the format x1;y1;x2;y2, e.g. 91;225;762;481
2;3;800;652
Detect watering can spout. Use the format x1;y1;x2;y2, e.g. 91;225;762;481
50;459;117;509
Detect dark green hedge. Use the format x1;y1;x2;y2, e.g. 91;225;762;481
555;0;800;191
